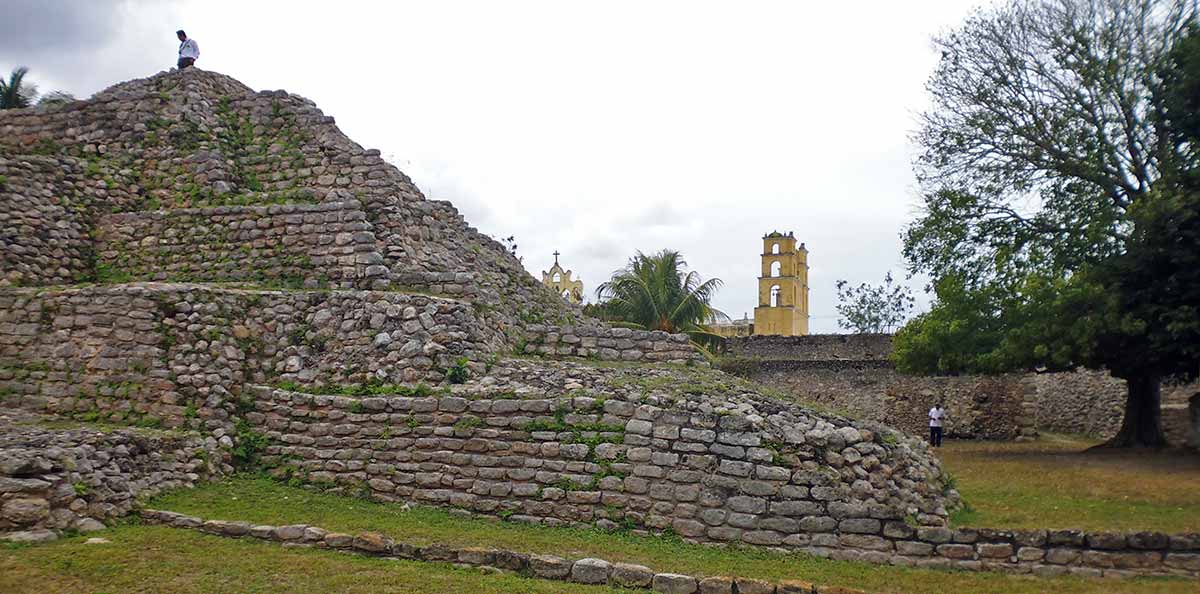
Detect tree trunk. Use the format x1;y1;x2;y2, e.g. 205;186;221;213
1097;373;1168;448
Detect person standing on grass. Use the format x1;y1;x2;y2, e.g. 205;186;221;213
929;401;946;447
176;30;199;69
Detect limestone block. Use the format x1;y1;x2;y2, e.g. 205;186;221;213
570;557;612;584
610;563;655;588
652;573;698;594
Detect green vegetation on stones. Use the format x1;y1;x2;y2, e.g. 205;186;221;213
445;357;470;384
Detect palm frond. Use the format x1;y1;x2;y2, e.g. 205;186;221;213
0;67;35;109
593;248;725;337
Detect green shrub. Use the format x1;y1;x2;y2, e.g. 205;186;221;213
446;357;470;384
232;420;270;469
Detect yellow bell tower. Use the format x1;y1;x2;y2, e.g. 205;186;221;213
753;231;809;336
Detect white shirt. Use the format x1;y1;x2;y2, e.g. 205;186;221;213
179;39;200;60
929;407;945;428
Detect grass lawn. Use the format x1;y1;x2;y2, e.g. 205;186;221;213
0;524;636;594
938;433;1200;532
143;475;1194;594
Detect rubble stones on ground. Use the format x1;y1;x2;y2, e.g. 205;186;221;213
0;409;224;534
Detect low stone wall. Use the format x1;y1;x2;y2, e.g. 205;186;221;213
139;497;1200;581
96;200;387;289
0;284;502;432
733;361;1035;441
140;509;873;594
0;417;225;537
522;325;698;363
727;335;892;361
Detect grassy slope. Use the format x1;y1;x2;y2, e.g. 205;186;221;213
939;433;1200;532
144;476;1193;594
0;525;637;594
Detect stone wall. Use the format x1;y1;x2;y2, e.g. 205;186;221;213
727;335;892;361
742;361;1033;440
728;335;1198;445
96;200;387;289
1029;369;1199;443
244;360;958;556
522;325;699;363
0;284;502;431
239;359;1200;578
0;414;225;537
1027;369;1127;438
0;156;97;286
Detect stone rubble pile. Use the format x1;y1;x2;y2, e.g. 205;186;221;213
0;410;226;540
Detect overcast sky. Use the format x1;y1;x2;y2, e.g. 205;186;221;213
2;0;987;332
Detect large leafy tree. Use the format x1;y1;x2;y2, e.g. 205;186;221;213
899;0;1199;447
1;66;37;109
593;249;728;349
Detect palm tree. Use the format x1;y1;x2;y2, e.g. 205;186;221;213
594;249;729;353
37;90;76;106
0;67;37;109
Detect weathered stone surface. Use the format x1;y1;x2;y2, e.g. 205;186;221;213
570;558;612;584
697;576;735;594
610;563;655;588
977;543;1013;559
324;533;353;548
529;554;572;579
351;531;392;553
733;577;776;594
777;579;816;593
651;573;698;593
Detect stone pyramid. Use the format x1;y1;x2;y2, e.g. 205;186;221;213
0;69;956;561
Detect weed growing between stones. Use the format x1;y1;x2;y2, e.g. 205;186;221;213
446;357;470;384
232;420;270;468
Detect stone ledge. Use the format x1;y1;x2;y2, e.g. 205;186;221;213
137;508;875;594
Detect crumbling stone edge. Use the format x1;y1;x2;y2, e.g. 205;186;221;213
138;508;870;594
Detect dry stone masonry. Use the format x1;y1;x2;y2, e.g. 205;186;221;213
247;359;961;557
727;335;1199;445
0;284;501;430
0;409;224;540
138;508;874;594
96;199;387;288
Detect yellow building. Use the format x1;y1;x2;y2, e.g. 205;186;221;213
709;313;753;338
541;251;584;304
753;231;809;336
